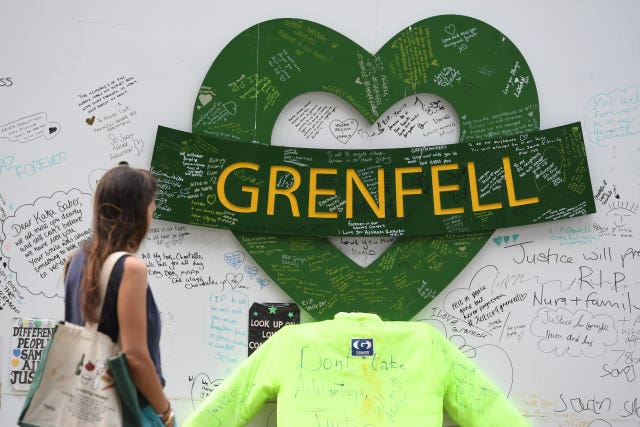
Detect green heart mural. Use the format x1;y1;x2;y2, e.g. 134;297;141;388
187;16;543;320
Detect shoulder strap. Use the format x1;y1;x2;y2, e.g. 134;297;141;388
86;251;131;331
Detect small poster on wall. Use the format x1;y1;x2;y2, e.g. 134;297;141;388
10;318;57;391
248;302;300;355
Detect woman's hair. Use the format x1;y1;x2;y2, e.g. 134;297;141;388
81;162;157;323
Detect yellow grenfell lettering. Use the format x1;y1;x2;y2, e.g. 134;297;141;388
345;168;386;219
217;162;260;213
467;162;502;212
308;168;338;219
216;159;541;220
267;165;301;216
394;167;423;218
503;157;540;207
432;164;464;215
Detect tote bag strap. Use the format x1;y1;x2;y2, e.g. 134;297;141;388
86;251;132;333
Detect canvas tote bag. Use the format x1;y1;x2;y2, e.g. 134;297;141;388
19;251;143;427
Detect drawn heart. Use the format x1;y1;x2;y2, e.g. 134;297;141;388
198;94;213;107
86;116;95;125
48;127;57;134
13;348;21;357
256;277;270;289
443;264;516;330
190;373;222;409
423;319;513;394
492;234;520;247
192;16;540;320
329;119;358;144
88;168;107;192
244;265;259;279
451;336;515;396
225;273;243;289
223;102;236;115
534;145;565;191
224;251;245;269
134;138;144;155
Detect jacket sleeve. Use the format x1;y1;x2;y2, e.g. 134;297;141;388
182;329;283;427
434;331;531;427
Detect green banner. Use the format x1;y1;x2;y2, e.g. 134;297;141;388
151;122;594;237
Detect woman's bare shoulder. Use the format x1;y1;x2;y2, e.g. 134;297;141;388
122;255;148;280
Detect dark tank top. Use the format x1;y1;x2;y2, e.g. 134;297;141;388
64;249;165;407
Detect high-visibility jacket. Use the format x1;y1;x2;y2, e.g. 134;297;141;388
184;312;530;426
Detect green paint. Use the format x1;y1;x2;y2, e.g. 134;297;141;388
151;15;594;320
153;123;594;236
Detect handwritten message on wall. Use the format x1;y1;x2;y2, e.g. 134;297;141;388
10;318;56;390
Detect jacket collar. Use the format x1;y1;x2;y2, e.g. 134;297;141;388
334;312;383;321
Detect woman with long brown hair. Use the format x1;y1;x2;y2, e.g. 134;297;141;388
64;162;175;426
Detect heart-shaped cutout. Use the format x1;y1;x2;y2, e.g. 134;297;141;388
271;90;460;267
191;16;540;320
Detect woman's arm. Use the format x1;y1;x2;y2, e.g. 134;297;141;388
117;256;172;419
